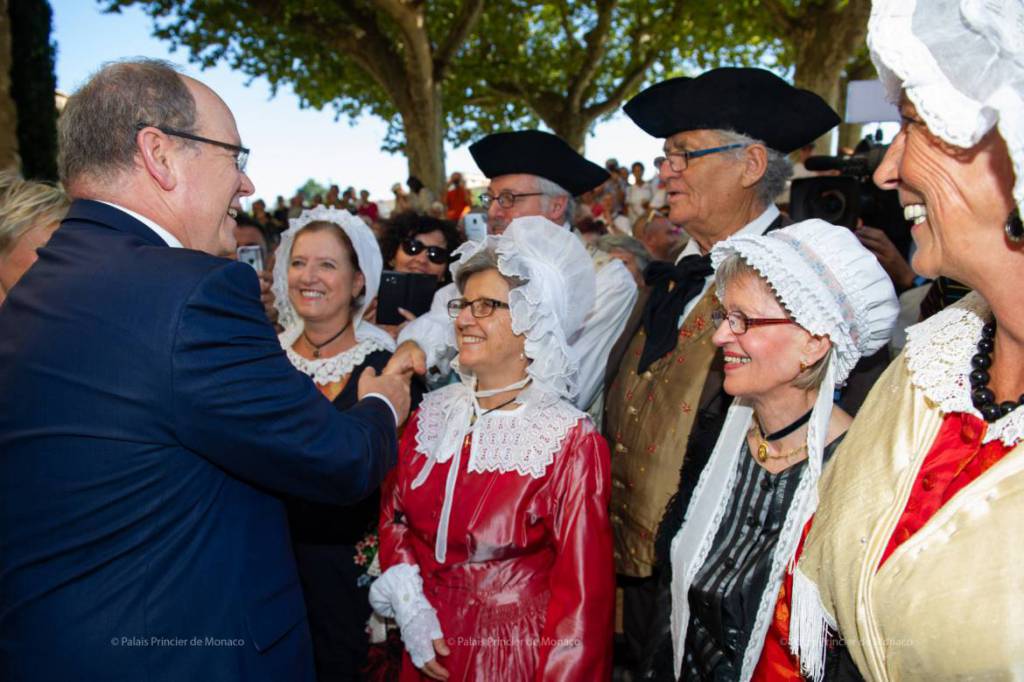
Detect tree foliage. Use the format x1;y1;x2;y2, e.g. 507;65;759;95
104;0;872;182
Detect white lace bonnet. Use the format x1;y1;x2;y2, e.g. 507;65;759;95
666;220;899;680
272;204;389;344
868;0;1024;213
449;215;596;401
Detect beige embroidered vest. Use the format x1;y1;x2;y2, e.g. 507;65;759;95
605;288;720;577
799;355;1024;680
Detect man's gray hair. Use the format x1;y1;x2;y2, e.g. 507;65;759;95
535;176;575;226
58;59;197;186
713;129;793;207
596;234;651;273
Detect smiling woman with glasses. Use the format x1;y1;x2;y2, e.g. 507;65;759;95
640;220;897;681
370;216;614;681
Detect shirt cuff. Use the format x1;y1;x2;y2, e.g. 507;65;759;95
363;392;399;426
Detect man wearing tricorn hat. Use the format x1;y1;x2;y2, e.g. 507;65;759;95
387;130;637;411
602;67;839;666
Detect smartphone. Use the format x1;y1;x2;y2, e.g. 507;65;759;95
463;212;488;242
236;245;265;272
376;270;438;325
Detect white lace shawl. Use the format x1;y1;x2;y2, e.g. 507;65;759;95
904;291;1024;446
279;323;394;385
409;382;586;563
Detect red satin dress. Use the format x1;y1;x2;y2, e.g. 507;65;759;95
378;408;615;681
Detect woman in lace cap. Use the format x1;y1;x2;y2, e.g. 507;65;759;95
790;1;1024;680
271;205;423;679
370;216;614;680
639;220;897;681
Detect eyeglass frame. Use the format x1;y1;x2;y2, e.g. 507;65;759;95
447;296;511;319
658;143;747;173
479;190;546;210
711;308;796;335
400;237;450;265
135;122;250;172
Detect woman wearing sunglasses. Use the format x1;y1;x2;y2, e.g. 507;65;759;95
641;220;898;680
380;210;462;285
369;216;614;681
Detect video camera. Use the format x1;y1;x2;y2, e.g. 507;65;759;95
789;134;911;257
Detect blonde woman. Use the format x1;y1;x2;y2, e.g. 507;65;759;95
0;170;69;304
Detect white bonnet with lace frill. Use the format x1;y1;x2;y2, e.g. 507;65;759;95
272;204;393;350
868;0;1024;214
449;216;596;402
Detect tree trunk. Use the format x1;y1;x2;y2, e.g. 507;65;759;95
399;80;445;199
789;0;871;155
0;0;19;172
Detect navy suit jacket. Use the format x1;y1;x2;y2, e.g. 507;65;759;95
0;200;398;681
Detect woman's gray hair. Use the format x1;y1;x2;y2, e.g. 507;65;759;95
713;129;793;207
454;247;526;293
714;252;831;391
0;170;70;255
58;59;197;186
535;176;575;226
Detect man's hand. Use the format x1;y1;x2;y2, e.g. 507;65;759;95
358;367;411;426
385;340;428;376
419;639;451;681
854;224;916;293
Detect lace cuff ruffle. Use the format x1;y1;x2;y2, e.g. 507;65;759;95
368;564;443;667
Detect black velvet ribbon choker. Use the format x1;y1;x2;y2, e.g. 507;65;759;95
757;406;814;441
638;254;714;373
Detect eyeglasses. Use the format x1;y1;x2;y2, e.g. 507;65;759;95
401;238;450;265
711;309;796;335
447;297;510;318
657;143;747;173
479;190;545;210
136;123;250;172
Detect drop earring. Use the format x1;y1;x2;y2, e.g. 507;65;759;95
1005;208;1023;243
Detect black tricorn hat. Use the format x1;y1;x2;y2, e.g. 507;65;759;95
469;130;610;196
623;68;840;153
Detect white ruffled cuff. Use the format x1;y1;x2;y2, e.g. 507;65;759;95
368;564;444;667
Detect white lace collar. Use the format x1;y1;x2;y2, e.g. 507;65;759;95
413;382;584;480
904;291;1024;446
279;324;393;385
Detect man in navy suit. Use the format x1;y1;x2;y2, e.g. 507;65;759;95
0;59;411;681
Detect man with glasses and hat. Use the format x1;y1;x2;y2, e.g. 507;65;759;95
388;129;638;412
0;59;410;682
601;67;839;671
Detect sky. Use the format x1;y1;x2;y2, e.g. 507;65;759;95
49;1;666;207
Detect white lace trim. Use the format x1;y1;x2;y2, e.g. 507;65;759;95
280;325;392;385
367;563;443;668
904;291;1024;446
412;382;585;479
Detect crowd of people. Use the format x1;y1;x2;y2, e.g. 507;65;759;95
1;0;1022;680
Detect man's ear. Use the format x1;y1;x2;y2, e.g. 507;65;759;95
136;128;179;192
546;194;569;223
740;143;769;189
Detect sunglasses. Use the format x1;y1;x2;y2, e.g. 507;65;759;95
401;238;450;265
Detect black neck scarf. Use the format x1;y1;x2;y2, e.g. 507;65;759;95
638;254;714;373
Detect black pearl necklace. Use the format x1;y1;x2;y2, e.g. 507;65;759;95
969;321;1024;423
